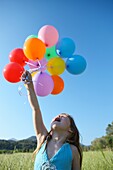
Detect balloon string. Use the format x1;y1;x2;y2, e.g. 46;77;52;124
37;60;41;68
25;61;37;67
25;61;65;69
18;85;27;96
26;60;41;66
25;60;42;73
18;81;43;96
25;61;65;73
29;68;40;73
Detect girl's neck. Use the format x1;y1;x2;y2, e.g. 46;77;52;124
51;130;67;144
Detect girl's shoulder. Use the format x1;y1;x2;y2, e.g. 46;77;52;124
69;144;80;160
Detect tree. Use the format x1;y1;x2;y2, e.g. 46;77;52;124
91;137;107;150
105;136;113;150
91;121;113;150
106;122;113;136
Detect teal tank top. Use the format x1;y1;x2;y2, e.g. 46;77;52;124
34;141;72;170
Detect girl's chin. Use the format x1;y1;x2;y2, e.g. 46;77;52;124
51;122;59;129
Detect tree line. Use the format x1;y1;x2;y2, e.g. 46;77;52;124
0;122;113;153
91;121;113;151
0;136;37;154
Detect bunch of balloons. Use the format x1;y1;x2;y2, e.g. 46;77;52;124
3;25;87;97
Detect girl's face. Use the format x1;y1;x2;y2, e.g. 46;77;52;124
51;114;70;131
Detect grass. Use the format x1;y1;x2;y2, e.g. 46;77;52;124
0;153;34;170
82;151;113;170
0;151;113;170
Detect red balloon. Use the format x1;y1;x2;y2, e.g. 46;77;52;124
9;48;28;66
3;62;24;83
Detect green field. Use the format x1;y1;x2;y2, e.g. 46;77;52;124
0;151;113;170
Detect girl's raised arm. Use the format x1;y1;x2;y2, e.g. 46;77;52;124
21;71;48;143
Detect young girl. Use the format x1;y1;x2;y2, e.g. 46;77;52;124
22;71;82;170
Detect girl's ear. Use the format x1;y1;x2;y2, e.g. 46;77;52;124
67;129;73;139
68;129;75;139
68;129;73;133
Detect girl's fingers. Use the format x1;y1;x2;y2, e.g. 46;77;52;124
21;70;32;83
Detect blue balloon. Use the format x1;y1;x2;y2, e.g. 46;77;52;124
66;55;87;75
56;37;76;58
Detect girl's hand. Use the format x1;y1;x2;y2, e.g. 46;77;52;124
21;70;32;84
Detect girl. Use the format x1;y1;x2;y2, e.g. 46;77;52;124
22;71;82;170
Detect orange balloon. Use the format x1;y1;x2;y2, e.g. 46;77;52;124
51;75;64;95
23;38;46;61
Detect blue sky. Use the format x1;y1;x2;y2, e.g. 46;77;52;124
0;0;113;145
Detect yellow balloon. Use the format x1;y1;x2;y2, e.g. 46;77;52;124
47;57;65;75
31;71;38;77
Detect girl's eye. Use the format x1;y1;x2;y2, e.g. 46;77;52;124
60;116;65;119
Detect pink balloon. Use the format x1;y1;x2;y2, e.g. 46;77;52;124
33;72;54;96
38;25;59;47
27;58;47;72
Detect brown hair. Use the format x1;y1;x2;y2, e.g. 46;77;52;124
33;113;83;168
65;114;83;168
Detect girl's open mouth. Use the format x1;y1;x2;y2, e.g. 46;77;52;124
54;117;61;122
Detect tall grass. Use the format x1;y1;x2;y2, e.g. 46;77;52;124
82;151;113;170
0;153;34;170
0;151;113;170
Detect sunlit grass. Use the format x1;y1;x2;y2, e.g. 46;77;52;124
82;151;113;170
0;151;113;170
0;153;34;170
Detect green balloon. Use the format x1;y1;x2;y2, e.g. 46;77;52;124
25;35;38;41
45;46;58;60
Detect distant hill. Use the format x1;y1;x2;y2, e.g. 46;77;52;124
7;136;36;142
0;136;89;153
26;136;36;142
0;136;37;152
8;138;17;142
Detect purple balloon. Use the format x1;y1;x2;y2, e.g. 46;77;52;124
33;72;54;96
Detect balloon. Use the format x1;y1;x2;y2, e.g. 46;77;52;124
47;57;65;75
9;48;28;66
33;72;54;97
39;58;47;72
51;75;64;95
45;46;58;60
38;25;59;47
23;38;46;61
27;60;40;69
28;58;47;72
25;35;38;41
56;37;75;58
3;62;24;83
66;55;87;75
31;71;38;77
